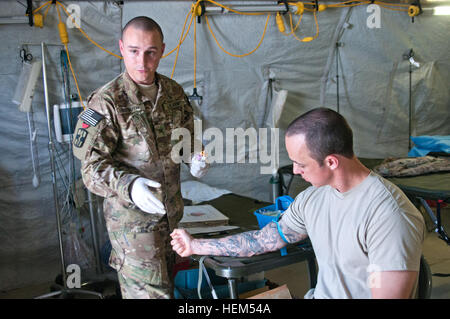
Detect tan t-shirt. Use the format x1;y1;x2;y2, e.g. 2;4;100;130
137;82;158;106
280;172;425;299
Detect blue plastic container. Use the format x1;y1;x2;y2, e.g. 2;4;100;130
253;195;294;256
174;268;266;299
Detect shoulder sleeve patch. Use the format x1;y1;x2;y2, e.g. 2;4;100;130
72;108;105;161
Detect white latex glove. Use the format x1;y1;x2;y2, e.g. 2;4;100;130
190;152;209;178
130;177;166;215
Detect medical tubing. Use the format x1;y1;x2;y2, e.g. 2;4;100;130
27;111;40;188
198;256;218;299
203;262;218;299
52;3;85;109
60;49;78;197
198;256;205;299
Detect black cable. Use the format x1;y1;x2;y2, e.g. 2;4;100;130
26;0;33;26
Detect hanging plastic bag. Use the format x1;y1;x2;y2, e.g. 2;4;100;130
63;222;95;270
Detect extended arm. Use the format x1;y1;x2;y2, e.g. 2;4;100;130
174;95;209;178
170;220;307;258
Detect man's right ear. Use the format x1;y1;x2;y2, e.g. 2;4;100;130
119;39;124;55
324;154;339;170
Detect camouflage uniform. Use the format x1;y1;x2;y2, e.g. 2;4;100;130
74;71;194;299
373;156;450;177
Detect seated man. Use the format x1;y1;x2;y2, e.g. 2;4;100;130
171;107;425;299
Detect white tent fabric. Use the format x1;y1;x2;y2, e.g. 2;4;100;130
0;1;448;291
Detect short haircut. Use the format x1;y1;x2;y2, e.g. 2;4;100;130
286;107;354;165
121;16;164;42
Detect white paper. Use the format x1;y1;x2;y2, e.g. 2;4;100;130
184;225;240;235
181;180;232;204
179;204;229;227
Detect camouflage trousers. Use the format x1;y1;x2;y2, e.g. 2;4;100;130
107;212;175;299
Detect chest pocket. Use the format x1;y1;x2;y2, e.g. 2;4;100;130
130;107;152;137
117;105;157;160
164;100;184;129
152;100;184;157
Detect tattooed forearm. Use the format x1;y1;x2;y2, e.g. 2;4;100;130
191;222;287;257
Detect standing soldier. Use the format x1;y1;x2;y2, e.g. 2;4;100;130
73;16;208;299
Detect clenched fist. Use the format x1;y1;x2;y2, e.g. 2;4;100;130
170;228;195;257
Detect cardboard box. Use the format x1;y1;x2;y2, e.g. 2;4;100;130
247;284;292;299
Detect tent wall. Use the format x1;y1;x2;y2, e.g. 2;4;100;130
0;1;122;291
0;1;448;291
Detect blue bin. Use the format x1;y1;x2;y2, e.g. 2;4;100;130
253;195;294;256
174;268;266;299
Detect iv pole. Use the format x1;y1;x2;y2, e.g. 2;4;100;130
42;41;66;290
403;48;420;151
335;42;341;114
35;42;103;299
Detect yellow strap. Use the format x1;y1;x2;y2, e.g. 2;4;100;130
204;13;271;58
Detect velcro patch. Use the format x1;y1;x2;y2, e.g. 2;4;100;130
80;108;104;127
74;128;89;148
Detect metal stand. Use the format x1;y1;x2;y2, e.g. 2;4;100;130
196;245;317;299
408;58;413;150
34;42;105;299
418;197;450;245
270;173;280;203
335;41;341;114
403;48;420;151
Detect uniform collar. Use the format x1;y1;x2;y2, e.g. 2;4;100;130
123;71;163;106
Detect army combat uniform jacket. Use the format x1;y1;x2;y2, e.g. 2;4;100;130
73;72;194;298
